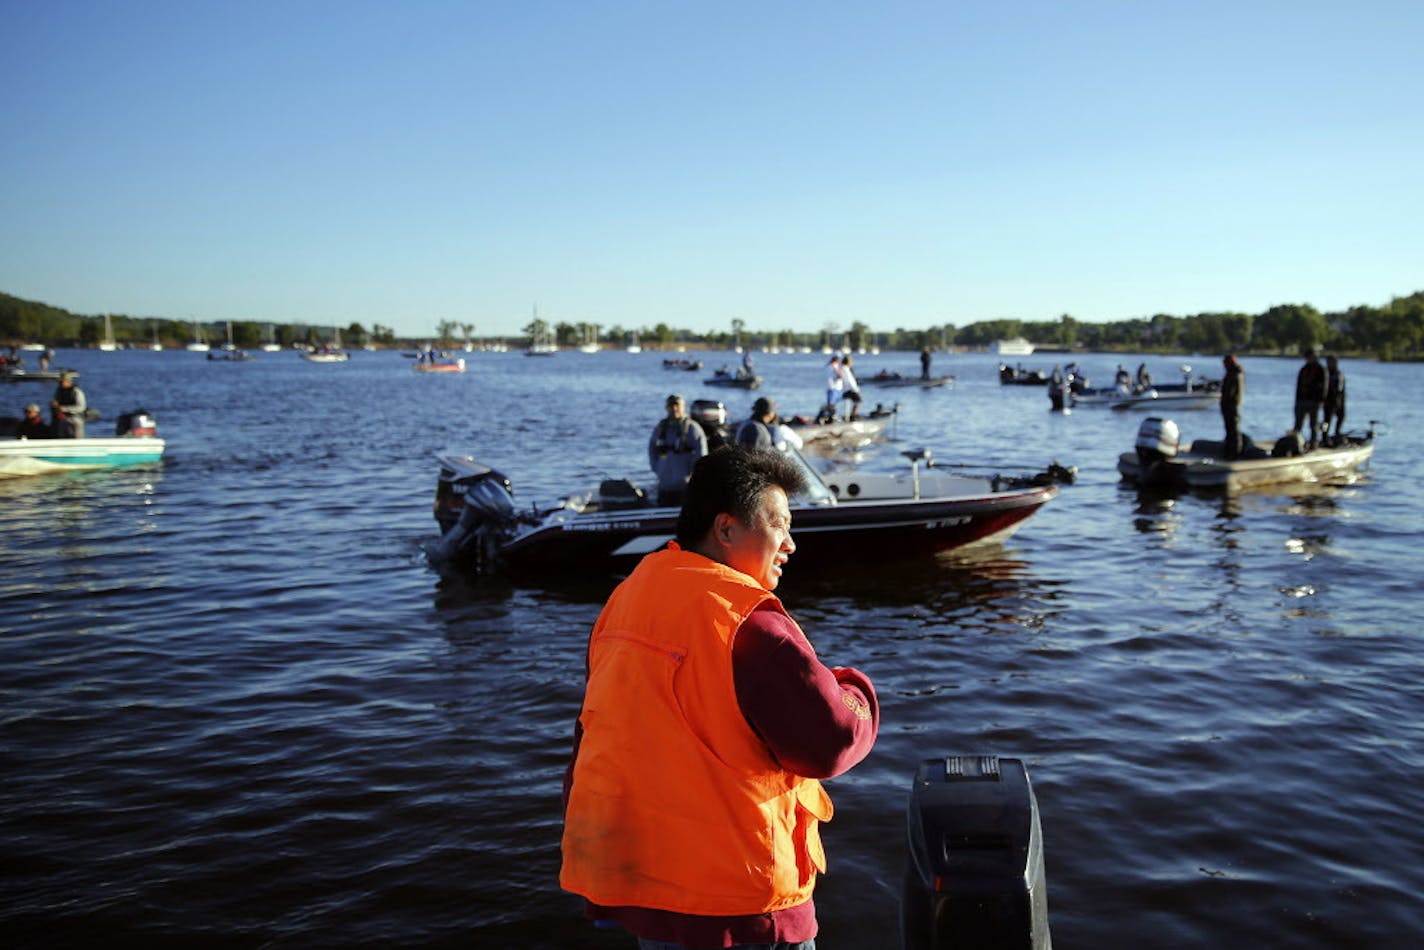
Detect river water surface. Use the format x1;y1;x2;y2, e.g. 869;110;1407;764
2;347;1421;948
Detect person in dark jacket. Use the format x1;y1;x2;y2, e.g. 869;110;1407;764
1220;355;1245;457
735;397;778;450
1293;349;1326;449
18;402;52;438
1323;355;1346;444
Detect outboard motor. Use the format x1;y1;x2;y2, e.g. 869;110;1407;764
690;398;725;428
903;756;1050;950
115;409;158;437
690;398;732;448
1134;416;1179;466
433;462;516;569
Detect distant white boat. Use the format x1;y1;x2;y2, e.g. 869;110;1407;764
992;338;1035;356
260;324;281;352
302;327;349;362
185;321;210;352
98;314;118;351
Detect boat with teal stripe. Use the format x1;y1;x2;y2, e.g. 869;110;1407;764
0;410;165;479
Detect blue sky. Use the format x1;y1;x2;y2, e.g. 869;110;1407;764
3;0;1420;338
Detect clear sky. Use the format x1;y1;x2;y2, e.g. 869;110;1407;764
3;0;1420;339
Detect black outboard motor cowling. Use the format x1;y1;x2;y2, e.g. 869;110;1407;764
903;756;1050;950
433;464;516;569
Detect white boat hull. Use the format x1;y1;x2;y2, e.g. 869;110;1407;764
1119;439;1373;492
1074;390;1220;411
0;437;166;479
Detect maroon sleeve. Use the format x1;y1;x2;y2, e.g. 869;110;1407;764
732;604;878;779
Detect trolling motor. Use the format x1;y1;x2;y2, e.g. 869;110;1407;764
903;756;1051;949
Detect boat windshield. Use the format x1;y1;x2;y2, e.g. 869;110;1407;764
785;448;837;507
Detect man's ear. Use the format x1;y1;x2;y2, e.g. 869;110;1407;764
711;512;738;550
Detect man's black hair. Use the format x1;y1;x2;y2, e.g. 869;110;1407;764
675;446;807;548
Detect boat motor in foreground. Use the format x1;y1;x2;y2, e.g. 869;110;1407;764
430;447;1065;577
903;756;1050;949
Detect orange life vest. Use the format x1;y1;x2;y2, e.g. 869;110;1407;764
559;546;834;916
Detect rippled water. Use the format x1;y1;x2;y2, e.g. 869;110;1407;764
2;348;1421;948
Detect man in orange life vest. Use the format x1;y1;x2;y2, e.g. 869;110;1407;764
561;446;879;949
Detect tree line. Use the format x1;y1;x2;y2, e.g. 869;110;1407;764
5;290;1421;358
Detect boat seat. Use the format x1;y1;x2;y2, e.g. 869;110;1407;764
596;478;650;511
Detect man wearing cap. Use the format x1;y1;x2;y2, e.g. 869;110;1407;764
50;372;86;438
649;394;708;507
19;403;51;439
736;397;778;450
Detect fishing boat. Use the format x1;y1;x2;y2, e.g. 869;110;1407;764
430;446;1061;576
207;348;255;362
414;357;466;373
663;358;703;371
865;370;955;389
1071;366;1220;411
302;328;350;362
999;364;1048;385
0;410;165;479
1;363;76;384
1117;417;1376;492
692;401;898;452
781;404;898;449
704;366;761;389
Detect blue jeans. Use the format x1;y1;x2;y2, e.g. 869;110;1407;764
637;942;814;950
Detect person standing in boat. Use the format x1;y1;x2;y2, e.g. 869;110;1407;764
1220;354;1245;458
839;355;862;420
735;397;778;450
1293;348;1327;449
649;394;708;507
1323;355;1346;445
50;372;86;438
561;446;879;950
919;346;932;380
824;353;844;417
